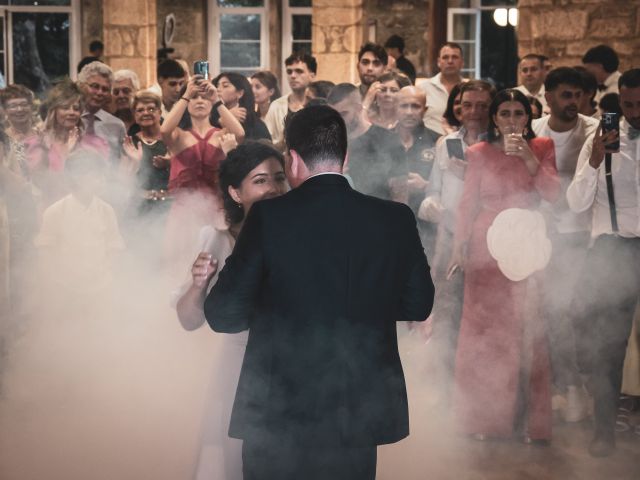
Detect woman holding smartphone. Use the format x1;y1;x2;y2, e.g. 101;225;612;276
448;89;559;443
160;74;244;275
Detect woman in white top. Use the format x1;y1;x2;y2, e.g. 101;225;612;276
176;141;288;480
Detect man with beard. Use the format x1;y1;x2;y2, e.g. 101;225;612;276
265;52;316;148
419;80;495;399
417;43;466;135
394;86;440;256
567;68;640;457
111;69;140;135
327;83;408;203
356;43;387;98
533;67;599;424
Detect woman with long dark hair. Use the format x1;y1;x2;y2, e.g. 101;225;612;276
251;70;280;119
213;72;271;141
176;141;287;479
448;89;560;442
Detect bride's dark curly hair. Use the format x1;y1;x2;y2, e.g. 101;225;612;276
219;140;284;226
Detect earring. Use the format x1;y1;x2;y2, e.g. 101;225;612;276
523;126;529;136
494;127;500;137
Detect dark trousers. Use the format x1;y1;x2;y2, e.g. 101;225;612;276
572;235;640;438
543;232;590;390
242;440;377;480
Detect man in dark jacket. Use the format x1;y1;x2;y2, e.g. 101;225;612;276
204;105;434;479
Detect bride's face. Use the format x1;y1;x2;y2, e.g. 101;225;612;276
229;157;288;214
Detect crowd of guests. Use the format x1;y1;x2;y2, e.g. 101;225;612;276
1;37;639;468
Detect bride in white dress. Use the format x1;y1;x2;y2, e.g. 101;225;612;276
175;141;288;480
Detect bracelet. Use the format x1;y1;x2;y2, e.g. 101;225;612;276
213;100;224;110
180;96;190;103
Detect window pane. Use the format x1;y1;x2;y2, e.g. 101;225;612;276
0;17;4;51
217;0;263;6
459;43;476;70
292;14;311;40
12;12;69;97
452;13;475;41
221;42;261;68
0;54;5;88
289;0;311;6
221;14;260;41
291;41;311;56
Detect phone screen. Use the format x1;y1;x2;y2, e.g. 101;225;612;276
446;138;465;160
601;112;620;151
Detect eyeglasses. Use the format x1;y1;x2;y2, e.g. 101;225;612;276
134;106;157;114
88;83;111;93
5;101;31;111
113;87;133;95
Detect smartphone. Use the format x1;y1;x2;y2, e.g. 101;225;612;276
193;60;209;80
601;112;620;151
446;138;465;160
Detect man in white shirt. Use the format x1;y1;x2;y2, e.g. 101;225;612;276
264;53;316;149
582;44;622;106
532;67;599;423
417;43;466;135
515;54;548;114
566;68;640;457
418;80;495;397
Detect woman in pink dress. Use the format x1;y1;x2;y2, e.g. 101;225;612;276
160;74;245;275
25;80;109;211
448;89;560;442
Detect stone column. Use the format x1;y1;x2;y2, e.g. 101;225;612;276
103;0;157;88
312;0;365;85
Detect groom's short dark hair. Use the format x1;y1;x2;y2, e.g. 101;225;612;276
285;105;347;169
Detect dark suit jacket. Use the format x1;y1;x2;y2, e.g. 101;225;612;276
204;174;434;447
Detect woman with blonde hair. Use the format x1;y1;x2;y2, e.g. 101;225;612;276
25;80;108;208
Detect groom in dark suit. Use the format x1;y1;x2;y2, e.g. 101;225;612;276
204;105;434;480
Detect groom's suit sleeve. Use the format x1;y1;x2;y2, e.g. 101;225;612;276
398;205;434;322
204;202;266;333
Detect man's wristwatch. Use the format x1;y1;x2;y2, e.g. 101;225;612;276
213;100;225;110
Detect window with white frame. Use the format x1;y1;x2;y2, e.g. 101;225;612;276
0;0;80;97
282;0;312;60
208;0;269;78
447;0;518;88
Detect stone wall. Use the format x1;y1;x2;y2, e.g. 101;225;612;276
103;0;157;87
81;0;103;57
518;0;640;71
156;0;208;68
312;0;364;84
362;0;430;76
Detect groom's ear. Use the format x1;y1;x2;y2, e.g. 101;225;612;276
289;149;302;178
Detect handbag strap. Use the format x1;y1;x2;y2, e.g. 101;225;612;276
604;152;619;232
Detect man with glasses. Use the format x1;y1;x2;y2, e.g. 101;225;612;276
264;52;317;149
78;61;126;165
357;42;388;98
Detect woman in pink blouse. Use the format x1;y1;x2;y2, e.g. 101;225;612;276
25;80;108;210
